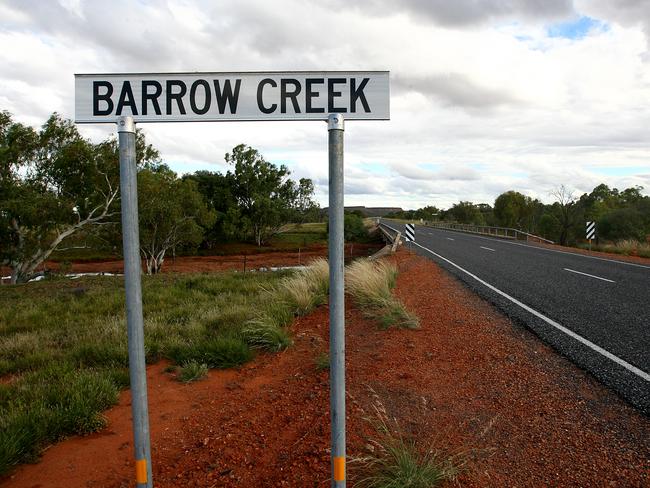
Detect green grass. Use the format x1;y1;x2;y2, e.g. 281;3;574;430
177;361;209;383
346;259;419;329
354;439;460;488
0;267;327;475
353;400;461;488
314;352;330;371
270;222;328;248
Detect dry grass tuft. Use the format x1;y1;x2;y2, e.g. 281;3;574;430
346;259;418;329
352;395;463;488
279;258;329;315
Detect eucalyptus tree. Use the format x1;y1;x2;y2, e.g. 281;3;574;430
137;165;216;274
0;111;158;283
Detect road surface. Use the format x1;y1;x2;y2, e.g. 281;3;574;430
381;220;650;415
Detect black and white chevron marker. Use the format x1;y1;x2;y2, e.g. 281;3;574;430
404;223;415;242
586;221;596;240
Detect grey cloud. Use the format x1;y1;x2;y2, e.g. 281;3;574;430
337;0;574;27
390;163;435;180
391;162;481;182
3;1;195;69
437;166;481;181
345;179;383;194
580;0;650;45
395;73;519;109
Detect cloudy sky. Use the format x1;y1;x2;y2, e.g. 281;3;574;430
1;0;649;209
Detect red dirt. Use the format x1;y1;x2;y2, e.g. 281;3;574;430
2;250;649;487
0;244;381;280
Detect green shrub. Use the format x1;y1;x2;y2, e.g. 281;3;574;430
178;361;208;383
242;319;292;352
167;335;253;369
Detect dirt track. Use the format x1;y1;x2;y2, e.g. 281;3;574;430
2;250;649;487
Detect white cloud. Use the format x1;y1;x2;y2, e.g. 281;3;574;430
1;0;649;210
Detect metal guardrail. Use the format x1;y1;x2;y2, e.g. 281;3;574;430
423;221;554;244
377;222;402;251
379;219;554;245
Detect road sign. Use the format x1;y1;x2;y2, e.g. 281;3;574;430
75;71;390;123
586;221;596;240
404;223;415;242
76;71;390;488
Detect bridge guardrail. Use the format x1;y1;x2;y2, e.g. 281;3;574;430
423;222;554;244
377;222;402;251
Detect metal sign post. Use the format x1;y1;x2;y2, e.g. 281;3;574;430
117;116;152;488
327;113;346;487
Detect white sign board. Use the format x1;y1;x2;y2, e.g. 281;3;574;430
75;71;390;123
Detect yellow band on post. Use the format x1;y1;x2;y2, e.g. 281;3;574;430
135;459;148;484
333;456;345;482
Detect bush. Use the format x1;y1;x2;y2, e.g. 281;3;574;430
178;361;208;383
168;336;253;369
242;319;293;352
327;213;371;242
598;208;645;241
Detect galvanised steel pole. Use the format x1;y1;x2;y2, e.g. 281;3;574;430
328;113;346;487
118;116;153;488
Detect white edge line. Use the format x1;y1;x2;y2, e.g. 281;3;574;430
480;246;496;252
413;241;650;382
564;268;615;283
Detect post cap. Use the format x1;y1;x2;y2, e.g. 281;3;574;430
117;116;136;133
327;113;344;131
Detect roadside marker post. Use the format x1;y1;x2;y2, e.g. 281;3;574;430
117;116;153;488
586;221;596;251
404;223;415;251
76;71;389;488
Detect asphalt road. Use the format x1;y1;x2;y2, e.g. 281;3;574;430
380;220;650;415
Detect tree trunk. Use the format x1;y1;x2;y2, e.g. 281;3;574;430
10;261;36;284
144;251;165;275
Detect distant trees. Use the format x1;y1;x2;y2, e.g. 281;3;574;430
540;185;579;245
385;205;440;221
185;144;318;247
578;184;650;242
391;183;649;246
1;111;319;283
493;191;543;232
293;178;320;223
0;111;158;283
137;166;216;274
446;201;486;225
226;144;298;246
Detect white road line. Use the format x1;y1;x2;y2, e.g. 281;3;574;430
426;227;650;270
446;237;455;241
480;246;495;252
564;268;615;283
412;241;650;383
